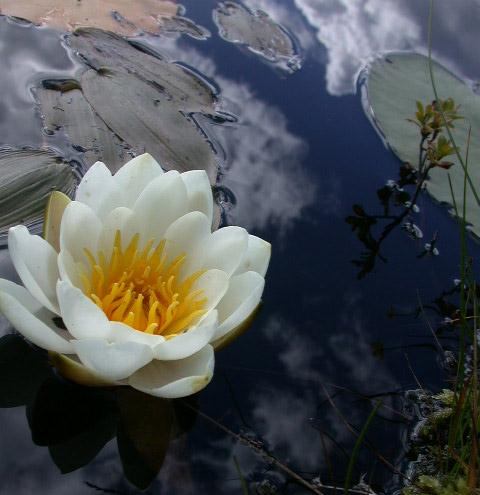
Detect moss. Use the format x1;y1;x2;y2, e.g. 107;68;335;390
403;475;478;495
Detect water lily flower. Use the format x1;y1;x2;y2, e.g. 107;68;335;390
0;154;270;398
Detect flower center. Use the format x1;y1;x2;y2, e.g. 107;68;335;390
80;231;206;337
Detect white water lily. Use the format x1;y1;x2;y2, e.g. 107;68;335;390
0;154;270;398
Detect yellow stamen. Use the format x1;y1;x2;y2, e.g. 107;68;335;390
83;230;207;337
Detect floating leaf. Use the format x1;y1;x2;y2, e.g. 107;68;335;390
36;84;132;171
68;28;217;115
80;68;218;182
364;53;480;236
36;28;220;183
0;148;77;244
212;1;301;73
0;0;179;36
159;14;211;40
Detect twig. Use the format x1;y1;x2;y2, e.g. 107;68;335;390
320;385;409;481
181;401;324;495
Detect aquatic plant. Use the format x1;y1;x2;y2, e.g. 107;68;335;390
404;475;476;495
399;5;480;491
346;96;460;278
0;153;270;397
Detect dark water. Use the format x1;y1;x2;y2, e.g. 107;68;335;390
0;1;479;493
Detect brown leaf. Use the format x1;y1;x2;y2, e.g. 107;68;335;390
0;0;178;36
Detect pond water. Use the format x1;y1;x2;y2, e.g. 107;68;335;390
0;1;479;493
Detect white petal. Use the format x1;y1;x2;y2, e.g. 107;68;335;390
113;153;163;208
163;211;211;270
214;271;265;341
190;227;249;276
8;225;60;314
58;249;83;289
108;321;165;347
57;281;111;340
73;339;153;381
0;279;43;314
50;352;120;387
129;345;214;398
235;235;271;277
192;269;229;317
97;206;136;257
75;161;124;220
131;171;188;245
60;201;102;265
0;288;73;353
180;170;213;225
153;310;218;360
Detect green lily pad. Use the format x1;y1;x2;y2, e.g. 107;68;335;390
364;52;480;236
0;149;77;244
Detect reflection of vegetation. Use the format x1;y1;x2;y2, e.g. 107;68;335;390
0;335;197;490
347;98;461;278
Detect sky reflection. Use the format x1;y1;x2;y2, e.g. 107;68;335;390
145;38;317;237
287;0;480;96
0;17;78;147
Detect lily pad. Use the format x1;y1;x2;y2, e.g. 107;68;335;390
0;0;178;36
36;84;132;171
0;149;77;244
68;28;217;115
36;28;220;182
159;14;211;40
364;52;480;236
81;68;218;182
212;1;301;73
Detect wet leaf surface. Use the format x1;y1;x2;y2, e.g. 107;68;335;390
159;14;211;40
36;85;132;171
68;28;217;114
37;28;220;183
212;1;301;72
0;148;77;244
81;68;218;181
364;52;480;237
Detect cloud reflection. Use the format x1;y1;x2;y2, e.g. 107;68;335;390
189;296;400;491
292;0;480;96
145;39;316;237
0;17;78;147
294;0;420;96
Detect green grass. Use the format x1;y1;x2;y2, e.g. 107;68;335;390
404;1;480;491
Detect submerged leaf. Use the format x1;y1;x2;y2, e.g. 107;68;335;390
364;53;480;236
0;0;179;36
213;1;301;73
0;149;77;245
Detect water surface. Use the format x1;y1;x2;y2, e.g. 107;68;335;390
0;1;478;493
